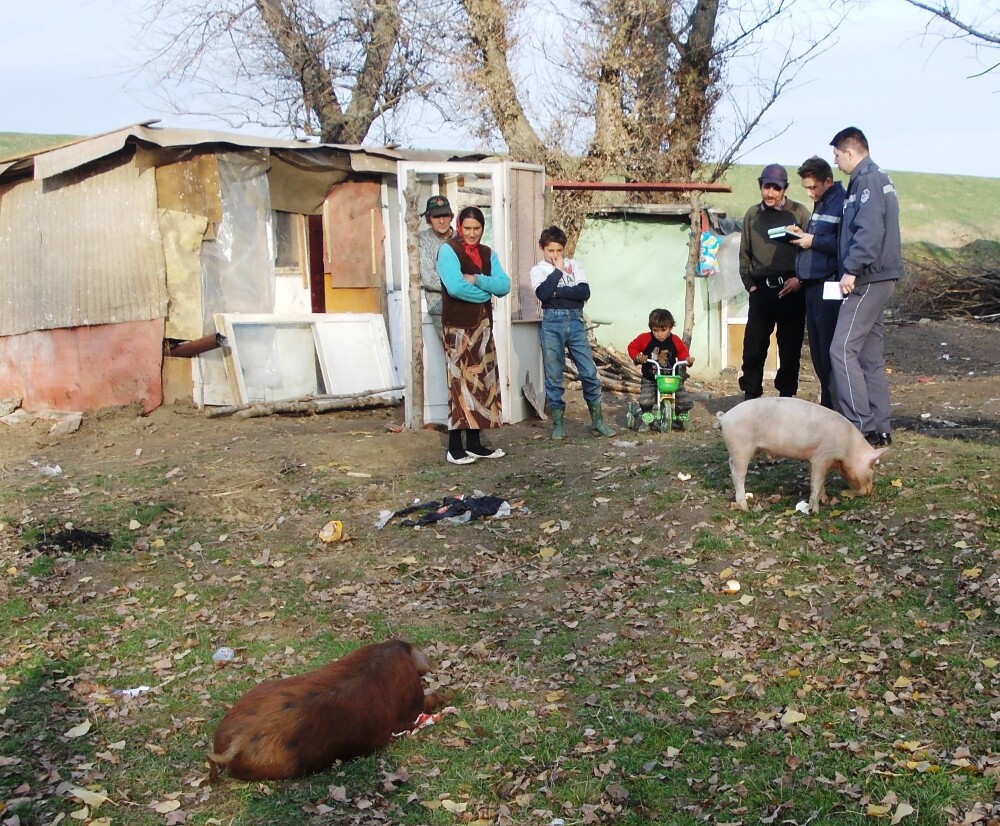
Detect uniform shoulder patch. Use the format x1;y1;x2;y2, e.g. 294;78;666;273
860;188;871;204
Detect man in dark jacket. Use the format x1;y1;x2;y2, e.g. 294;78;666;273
738;164;811;400
829;127;902;447
790;156;847;409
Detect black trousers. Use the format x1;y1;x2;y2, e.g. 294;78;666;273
738;283;806;399
803;281;842;408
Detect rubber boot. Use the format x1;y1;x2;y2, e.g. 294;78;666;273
550;407;566;440
588;401;616;437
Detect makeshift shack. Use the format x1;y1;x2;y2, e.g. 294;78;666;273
0;124;545;423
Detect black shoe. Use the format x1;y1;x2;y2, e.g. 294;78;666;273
864;431;892;447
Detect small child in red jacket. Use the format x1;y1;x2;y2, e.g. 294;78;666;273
626;308;695;428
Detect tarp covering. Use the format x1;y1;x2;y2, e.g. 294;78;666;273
199;152;275;336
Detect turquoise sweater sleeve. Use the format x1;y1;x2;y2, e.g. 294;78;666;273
437;245;511;302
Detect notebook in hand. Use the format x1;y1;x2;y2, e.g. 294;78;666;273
767;226;801;241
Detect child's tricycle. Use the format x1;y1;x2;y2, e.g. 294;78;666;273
625;360;689;433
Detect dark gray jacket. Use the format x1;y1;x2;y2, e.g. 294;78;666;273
840;157;903;284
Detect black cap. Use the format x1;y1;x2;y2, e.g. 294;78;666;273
422;195;453;217
758;164;789;188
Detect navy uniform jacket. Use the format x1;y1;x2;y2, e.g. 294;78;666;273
840;157;903;284
795;182;845;283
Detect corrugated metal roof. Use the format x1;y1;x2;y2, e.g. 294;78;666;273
0;123;412;182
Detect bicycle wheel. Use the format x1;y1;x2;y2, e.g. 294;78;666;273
659;399;673;433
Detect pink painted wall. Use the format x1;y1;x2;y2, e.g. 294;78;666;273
0;319;164;413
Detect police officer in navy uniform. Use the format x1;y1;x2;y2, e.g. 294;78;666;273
737;164;811;401
829;127;902;447
789;156;847;409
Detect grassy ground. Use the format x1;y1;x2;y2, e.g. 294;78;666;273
1;407;998;826
704;164;1000;247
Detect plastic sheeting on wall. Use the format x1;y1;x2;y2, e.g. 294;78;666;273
708;232;744;305
199;151;275;336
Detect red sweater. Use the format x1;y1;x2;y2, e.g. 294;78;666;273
627;332;690;364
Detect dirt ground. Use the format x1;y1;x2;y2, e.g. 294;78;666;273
1;317;998;537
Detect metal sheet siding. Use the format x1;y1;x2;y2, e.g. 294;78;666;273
0;155;167;337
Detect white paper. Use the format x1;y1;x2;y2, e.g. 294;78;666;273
823;281;844;301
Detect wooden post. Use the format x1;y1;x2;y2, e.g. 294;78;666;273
405;174;425;429
683;191;701;347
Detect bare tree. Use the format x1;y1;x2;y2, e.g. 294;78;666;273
139;0;442;142
457;0;842;236
903;1;1000;76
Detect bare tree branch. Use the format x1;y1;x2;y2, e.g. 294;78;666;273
459;0;548;161
903;0;1000;46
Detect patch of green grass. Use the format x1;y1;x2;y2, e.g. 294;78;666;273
703;164;1000;246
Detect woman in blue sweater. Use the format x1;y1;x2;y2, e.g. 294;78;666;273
436;206;511;465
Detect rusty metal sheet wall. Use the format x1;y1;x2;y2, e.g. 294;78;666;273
0;154;167;337
0;318;165;413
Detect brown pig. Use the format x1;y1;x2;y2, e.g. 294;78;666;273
208;639;451;781
718;397;888;513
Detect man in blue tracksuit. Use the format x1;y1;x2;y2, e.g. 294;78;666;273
829;127;903;447
790;156;846;409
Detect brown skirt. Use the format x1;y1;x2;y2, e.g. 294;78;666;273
443;317;502;430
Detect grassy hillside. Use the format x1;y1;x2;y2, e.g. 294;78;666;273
705;163;1000;247
0;132;78;160
1;132;996;247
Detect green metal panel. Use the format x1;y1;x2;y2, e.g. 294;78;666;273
574;214;720;373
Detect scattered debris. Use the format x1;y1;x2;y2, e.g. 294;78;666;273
36;528;112;555
319;520;344;542
377;494;512;528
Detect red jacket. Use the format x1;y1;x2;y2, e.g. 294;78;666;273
627;332;690;364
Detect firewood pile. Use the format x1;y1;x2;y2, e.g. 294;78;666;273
901;246;1000;321
565;337;642;394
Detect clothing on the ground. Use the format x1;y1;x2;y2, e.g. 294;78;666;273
530;257;602;411
795;181;846;408
379;495;510;527
737;196;811;399
437;238;510;431
832;156;901;435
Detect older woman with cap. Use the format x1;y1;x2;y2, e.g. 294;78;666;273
418;195;455;337
436;206;511;465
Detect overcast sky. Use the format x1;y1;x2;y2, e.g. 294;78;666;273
5;0;999;178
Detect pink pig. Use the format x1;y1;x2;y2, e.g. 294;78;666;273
718;397;889;513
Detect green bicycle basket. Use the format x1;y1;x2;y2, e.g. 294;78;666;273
656;374;681;394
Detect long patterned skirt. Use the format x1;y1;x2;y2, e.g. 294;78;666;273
443;317;502;430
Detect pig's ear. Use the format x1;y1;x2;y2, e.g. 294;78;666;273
871;447;890;465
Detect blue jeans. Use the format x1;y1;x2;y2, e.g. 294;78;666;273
540;309;602;410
